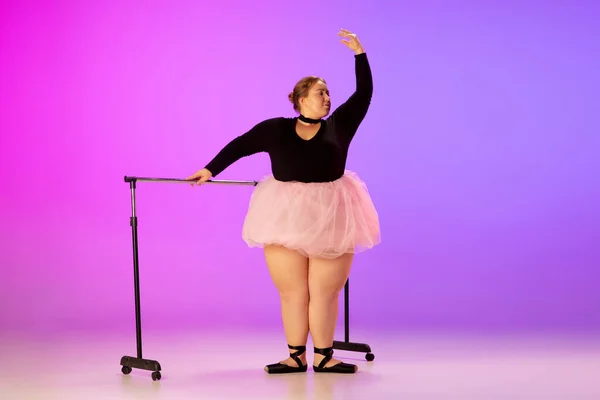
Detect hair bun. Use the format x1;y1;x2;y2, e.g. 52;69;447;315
288;92;295;103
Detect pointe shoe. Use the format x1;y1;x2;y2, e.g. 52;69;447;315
264;345;308;374
312;347;357;374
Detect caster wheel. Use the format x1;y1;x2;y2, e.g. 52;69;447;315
121;366;132;375
365;353;375;361
152;371;162;381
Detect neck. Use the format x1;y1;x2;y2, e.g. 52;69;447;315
298;114;322;124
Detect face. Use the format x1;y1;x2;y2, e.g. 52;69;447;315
299;81;330;118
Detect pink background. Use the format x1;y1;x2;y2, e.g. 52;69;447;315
1;0;599;336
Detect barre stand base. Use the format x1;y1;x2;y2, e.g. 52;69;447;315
120;356;162;381
332;279;375;361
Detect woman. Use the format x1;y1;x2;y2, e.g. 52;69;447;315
187;29;380;374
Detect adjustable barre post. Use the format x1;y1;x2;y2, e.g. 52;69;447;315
332;278;375;361
130;179;142;359
119;175;257;381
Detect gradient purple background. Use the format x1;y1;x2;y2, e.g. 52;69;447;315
1;0;599;336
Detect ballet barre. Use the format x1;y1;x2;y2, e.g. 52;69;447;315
118;174;374;381
123;176;259;186
119;175;257;381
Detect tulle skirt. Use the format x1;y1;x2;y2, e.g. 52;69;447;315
242;170;381;259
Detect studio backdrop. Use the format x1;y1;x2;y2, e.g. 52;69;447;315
1;0;598;335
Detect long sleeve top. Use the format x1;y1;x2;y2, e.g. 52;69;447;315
204;52;373;183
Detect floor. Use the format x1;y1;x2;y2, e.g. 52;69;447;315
1;328;599;399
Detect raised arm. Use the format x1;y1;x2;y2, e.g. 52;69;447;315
329;30;373;137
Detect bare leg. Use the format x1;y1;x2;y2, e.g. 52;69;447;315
264;245;309;370
308;253;354;370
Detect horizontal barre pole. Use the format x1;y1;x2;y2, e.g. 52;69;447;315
123;176;258;186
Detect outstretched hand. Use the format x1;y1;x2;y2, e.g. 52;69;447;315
338;29;364;55
186;168;212;186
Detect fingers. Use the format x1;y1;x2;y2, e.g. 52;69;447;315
187;175;199;187
186;172;207;186
338;29;358;46
190;177;206;187
338;28;364;54
338;28;356;38
187;176;202;185
185;171;200;180
186;168;213;187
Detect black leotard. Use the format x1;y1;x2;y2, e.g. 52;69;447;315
204;53;373;183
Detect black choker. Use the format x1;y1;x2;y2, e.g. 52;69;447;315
298;114;322;124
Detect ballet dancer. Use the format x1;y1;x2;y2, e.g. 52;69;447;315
187;29;380;374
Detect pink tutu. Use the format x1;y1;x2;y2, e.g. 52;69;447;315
242;170;381;259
